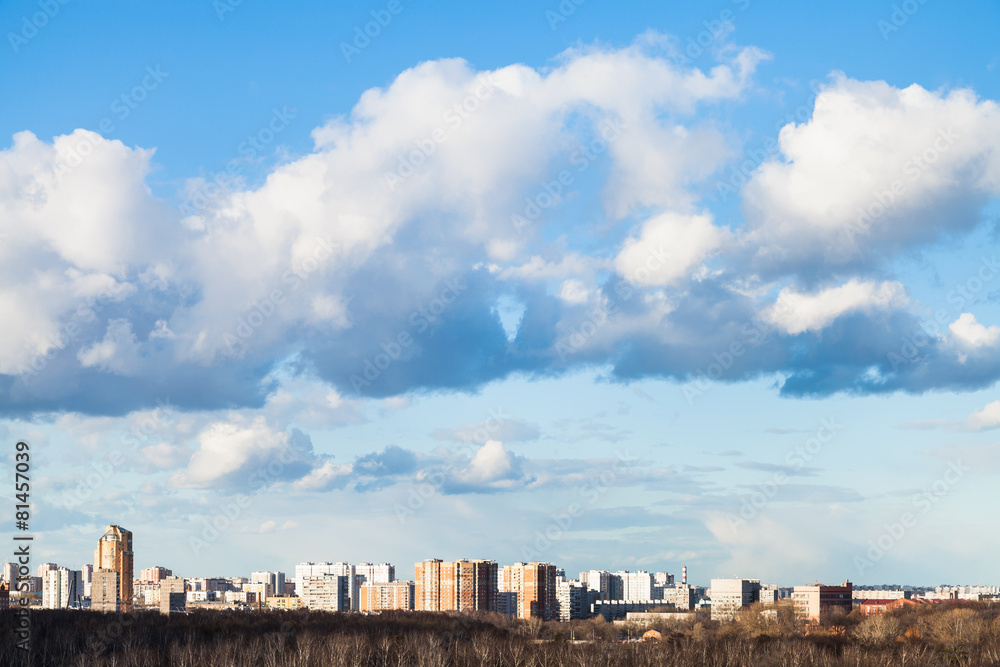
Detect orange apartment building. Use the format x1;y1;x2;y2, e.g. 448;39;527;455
501;562;557;621
414;559;497;612
94;525;134;612
358;581;415;612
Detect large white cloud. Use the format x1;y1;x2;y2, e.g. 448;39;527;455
742;75;1000;271
4;39;1000;415
0;130;170;374
170;417;314;490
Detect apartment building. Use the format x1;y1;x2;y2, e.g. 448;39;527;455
793;582;853;623
502;562;557;620
42;567;81;609
94;525;133;612
91;569;121;612
300;574;350;611
358;580;414;611
414;559;497;612
710;578;761;621
159;576;186;615
556;580;590;621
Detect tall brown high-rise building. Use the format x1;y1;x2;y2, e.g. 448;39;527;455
94;525;133;612
501;562;557;620
414;559;497;612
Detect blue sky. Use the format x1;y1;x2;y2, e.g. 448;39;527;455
2;0;1000;587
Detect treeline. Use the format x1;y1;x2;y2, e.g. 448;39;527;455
0;600;998;666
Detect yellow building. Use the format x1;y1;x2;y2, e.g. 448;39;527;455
265;595;305;611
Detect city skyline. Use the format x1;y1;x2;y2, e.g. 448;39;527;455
2;0;1000;587
15;545;998;620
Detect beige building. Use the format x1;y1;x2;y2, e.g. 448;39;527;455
359;581;414;612
793;582;853;623
94;525;133;611
159;576;186;615
91;569;121;612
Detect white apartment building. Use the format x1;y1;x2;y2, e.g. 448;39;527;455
300;574;350;611
710;578;761;621
42;567;82;609
616;571;654;601
579;570;614;601
295;562;356;607
557;580;590;621
82;564;93;598
663;584;697;611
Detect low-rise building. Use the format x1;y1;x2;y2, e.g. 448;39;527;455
852;588;909;600
591;600;672;622
266;595;305;611
616;611;696;627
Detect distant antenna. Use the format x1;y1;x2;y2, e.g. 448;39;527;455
682;566;687;585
